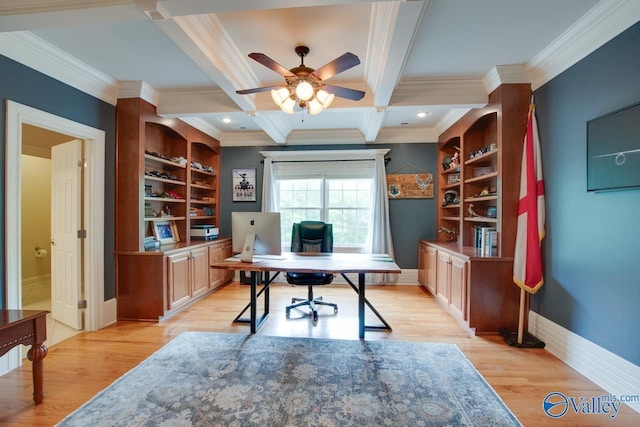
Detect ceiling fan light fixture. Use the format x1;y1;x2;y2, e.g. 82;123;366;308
280;96;296;114
295;80;314;101
307;98;324;115
316;89;334;108
271;87;290;106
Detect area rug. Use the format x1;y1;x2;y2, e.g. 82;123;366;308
57;332;521;426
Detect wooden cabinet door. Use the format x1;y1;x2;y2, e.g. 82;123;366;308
425;246;437;295
167;251;191;310
190;247;209;298
448;255;467;320
418;243;426;286
436;251;451;304
209;240;234;289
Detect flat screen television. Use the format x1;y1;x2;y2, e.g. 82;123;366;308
587;101;640;191
231;212;282;262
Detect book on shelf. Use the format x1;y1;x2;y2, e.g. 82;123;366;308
473;226;497;254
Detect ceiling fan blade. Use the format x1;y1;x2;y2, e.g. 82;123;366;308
236;85;284;95
248;53;295;77
322;84;365;101
311;52;360;81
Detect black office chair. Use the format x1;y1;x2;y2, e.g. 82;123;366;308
285;221;338;324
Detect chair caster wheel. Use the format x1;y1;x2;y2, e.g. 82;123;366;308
334;307;338;314
285;310;290;319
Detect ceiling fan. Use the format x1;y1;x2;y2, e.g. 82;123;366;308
236;45;365;115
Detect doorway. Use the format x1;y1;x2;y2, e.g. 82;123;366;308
2;101;106;375
21;126;85;348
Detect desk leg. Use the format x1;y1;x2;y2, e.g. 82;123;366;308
359;272;365;339
250;271;258;333
27;343;48;404
264;272;270;316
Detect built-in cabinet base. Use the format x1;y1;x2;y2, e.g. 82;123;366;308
116;238;233;321
418;240;520;335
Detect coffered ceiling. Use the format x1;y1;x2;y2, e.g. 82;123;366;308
1;0;639;146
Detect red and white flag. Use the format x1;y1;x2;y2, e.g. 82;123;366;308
513;103;545;293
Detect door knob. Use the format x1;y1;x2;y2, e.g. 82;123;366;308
50;239;56;246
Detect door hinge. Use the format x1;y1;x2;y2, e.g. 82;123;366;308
77;300;87;309
77;229;87;239
77;159;87;168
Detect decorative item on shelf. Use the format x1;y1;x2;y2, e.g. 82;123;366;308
170;156;187;167
144;236;160;250
469;143;497;160
442;147;461;170
203;206;214;216
447;173;460;185
468;203;481;217
442;190;459;206
144;202;154;218
152;220;179;245
486;206;497;218
473;166;493;177
438;226;457;242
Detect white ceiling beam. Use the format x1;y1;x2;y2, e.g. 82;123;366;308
362;0;430;142
391;79;488;107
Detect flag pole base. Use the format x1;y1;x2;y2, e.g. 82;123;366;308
499;327;546;348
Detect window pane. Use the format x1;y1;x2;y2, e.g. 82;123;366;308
277;177;371;248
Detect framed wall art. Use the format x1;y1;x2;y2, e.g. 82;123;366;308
233;168;256;201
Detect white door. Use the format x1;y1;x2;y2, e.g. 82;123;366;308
51;140;83;330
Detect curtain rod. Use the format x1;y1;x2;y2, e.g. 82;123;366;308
260;158;389;164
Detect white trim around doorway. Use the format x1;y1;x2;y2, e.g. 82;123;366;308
2;100;112;374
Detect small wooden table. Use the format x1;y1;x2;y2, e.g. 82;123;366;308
0;310;49;404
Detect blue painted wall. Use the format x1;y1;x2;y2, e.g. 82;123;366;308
532;22;640;365
0;54;116;307
219;143;438;269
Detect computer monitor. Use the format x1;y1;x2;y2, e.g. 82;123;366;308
231;212;282;262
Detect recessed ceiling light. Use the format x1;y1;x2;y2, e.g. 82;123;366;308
221;117;232;124
416;112;427;118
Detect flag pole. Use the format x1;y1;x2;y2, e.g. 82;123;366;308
517;288;526;344
500;96;545;349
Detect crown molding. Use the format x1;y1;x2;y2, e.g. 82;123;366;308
118;80;159;106
0;31;119;105
528;0;640;90
434;108;471;137
483;64;530;94
179;116;222;140
0;0;131;15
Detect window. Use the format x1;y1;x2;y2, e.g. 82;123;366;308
261;149;391;258
278;177;372;248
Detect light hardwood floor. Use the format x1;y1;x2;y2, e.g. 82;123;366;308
1;282;638;426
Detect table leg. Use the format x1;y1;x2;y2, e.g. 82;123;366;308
359;272;365;339
250;271;258;333
27;343;48;404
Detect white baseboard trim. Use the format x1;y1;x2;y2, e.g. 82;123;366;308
100;298;118;329
529;311;640;414
22;274;51;290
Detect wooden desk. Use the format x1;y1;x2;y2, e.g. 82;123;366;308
212;253;401;339
0;310;49;404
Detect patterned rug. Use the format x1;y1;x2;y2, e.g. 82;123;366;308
57;332;521;426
